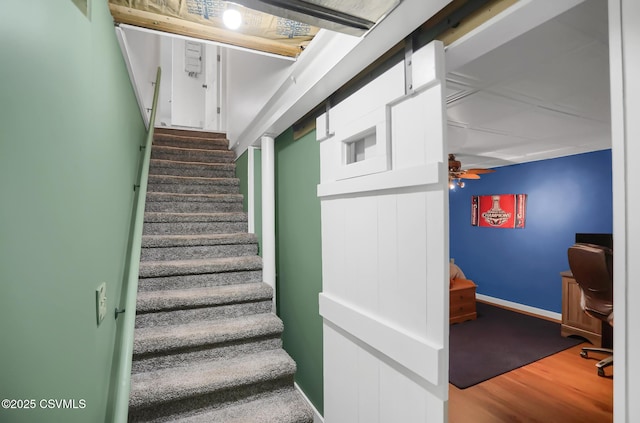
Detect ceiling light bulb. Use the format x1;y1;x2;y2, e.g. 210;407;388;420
449;181;455;190
223;9;242;30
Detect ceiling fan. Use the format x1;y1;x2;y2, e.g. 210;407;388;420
448;154;495;189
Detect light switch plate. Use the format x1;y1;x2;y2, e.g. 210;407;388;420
96;283;107;325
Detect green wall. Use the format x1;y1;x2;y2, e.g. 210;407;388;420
236;148;262;255
254;148;263;253
274;128;324;414
235;132;323;412
236;151;250;211
0;1;146;422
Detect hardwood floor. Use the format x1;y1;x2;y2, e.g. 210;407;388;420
449;343;613;423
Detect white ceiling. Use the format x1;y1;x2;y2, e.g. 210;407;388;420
445;0;610;169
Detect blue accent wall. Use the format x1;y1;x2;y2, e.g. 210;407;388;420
449;150;612;313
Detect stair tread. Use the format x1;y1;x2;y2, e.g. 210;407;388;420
148;174;239;184
140;254;261;265
139;255;262;277
142;233;256;247
146;192;243;202
136;282;272;311
153;145;235;155
154;128;227;140
144;211;247;223
133;313;283;355
151;158;235;168
129;349;296;409
153;136;229;151
173;388;313;423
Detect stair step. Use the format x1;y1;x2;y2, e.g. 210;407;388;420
132;314;284;373
135;299;273;329
142;212;248;235
150;159;235;178
144;212;247;224
135;282;273;328
146;192;243;203
128;350;296;422
154;128;226;140
145;202;243;214
141;234;258;261
173;388;314;423
145;193;244;213
151;145;235;164
143;212;248;223
142;233;257;248
138;270;263;292
136;282;272;312
154;134;229;151
132;315;277;356
133;337;283;376
148;175;239;194
139;255;262;278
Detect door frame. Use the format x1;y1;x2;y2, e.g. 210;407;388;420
445;1;630;421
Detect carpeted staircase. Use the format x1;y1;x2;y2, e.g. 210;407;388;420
128;128;313;423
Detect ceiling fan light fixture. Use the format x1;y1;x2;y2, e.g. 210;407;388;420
448;177;467;190
448;153;496;188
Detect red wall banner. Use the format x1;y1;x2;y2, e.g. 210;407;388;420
471;194;527;229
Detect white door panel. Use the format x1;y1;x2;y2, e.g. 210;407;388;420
203;45;218;130
318;40;448;422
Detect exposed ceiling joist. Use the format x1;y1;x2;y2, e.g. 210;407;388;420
108;3;305;58
435;0;517;46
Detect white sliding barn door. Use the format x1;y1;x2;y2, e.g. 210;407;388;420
317;40;449;422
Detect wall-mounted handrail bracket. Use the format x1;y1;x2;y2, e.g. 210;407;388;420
115;308;126;319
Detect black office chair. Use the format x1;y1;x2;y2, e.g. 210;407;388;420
567;243;613;377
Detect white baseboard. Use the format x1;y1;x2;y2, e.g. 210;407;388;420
295;382;324;423
476;294;561;322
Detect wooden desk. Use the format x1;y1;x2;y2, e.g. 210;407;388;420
560;271;603;347
450;278;477;324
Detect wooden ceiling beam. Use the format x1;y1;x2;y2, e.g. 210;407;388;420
109;4;302;58
435;0;518;46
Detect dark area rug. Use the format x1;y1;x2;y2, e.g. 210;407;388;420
449;302;583;389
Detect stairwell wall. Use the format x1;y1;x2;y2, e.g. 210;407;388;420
0;1;146;422
274;128;324;415
237;148;263;255
237;151;249;210
236;129;323;414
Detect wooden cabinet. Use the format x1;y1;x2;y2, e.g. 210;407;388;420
560;271;602;347
450;279;477;324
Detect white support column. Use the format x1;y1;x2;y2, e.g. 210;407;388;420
247;146;256;234
261;135;276;307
